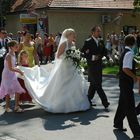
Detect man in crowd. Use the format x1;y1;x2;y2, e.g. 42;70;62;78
0;28;9;85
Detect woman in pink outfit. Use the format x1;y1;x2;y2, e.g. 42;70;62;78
0;40;25;113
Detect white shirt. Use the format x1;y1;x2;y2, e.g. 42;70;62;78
0;38;4;46
0;38;6;58
55;36;61;46
123;46;134;69
0;38;10;46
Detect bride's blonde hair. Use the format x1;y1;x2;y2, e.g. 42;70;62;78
63;28;75;38
57;28;75;49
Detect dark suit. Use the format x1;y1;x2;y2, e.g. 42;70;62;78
81;37;109;107
136;103;140;115
0;38;8;85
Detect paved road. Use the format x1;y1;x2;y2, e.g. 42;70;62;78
0;77;140;140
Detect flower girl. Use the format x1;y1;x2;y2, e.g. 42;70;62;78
18;50;32;103
0;40;25;112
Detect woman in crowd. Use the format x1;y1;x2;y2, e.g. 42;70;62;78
19;32;39;67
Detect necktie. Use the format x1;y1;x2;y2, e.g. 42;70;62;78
2;39;5;47
0;41;2;49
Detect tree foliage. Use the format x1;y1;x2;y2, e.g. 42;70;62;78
1;0;12;15
133;0;140;12
0;0;12;27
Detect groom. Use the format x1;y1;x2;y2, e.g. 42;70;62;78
81;26;110;109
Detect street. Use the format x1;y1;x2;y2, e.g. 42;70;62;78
0;77;140;140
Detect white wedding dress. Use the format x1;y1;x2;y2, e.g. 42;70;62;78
18;41;90;113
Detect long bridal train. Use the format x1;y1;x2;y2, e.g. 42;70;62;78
17;28;90;113
18;60;90;113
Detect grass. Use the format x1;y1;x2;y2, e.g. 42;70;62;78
103;65;140;76
103;65;119;75
136;71;140;76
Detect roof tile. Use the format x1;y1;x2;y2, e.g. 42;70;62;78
50;0;134;9
11;0;134;12
11;0;52;12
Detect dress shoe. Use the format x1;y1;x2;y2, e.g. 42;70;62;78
89;100;96;106
113;125;127;132
103;102;110;109
136;110;140;115
134;135;140;140
92;103;96;106
0;99;3;103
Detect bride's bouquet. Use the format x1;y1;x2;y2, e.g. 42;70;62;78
65;46;86;71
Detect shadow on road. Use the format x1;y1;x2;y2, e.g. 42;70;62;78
0;108;47;125
0;106;109;131
43;108;109;130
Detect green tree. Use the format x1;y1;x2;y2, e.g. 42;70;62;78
133;0;140;11
0;0;12;27
1;0;12;15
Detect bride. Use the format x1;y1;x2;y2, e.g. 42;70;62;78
19;28;90;113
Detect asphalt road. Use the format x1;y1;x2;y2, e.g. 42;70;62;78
0;77;140;140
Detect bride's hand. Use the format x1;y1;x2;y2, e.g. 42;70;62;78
19;71;24;76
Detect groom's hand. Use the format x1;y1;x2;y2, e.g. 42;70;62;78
86;49;89;54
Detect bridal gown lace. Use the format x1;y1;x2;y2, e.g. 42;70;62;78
19;42;90;113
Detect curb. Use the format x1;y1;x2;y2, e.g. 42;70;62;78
84;74;118;78
103;74;118;78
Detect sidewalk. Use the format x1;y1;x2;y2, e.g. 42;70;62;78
0;77;140;140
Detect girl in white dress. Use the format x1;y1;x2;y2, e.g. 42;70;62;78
20;29;90;113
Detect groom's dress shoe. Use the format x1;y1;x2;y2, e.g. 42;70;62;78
113;125;127;132
89;100;96;106
136;109;140;115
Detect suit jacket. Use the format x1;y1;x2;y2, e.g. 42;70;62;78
81;37;109;83
0;38;9;58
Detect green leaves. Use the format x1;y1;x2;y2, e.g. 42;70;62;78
1;0;12;15
133;0;140;12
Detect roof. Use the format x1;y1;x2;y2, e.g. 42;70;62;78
50;0;134;10
11;0;134;12
11;0;52;12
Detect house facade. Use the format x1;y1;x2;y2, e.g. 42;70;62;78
6;0;140;46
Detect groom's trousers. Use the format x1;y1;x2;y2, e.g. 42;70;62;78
87;61;109;107
88;82;108;106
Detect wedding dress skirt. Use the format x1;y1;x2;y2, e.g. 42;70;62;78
18;58;90;113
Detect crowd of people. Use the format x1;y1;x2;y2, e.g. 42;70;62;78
0;29;61;65
0;26;140;139
105;30;140;63
0;27;61;112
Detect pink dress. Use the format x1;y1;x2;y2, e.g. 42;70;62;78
0;53;25;99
